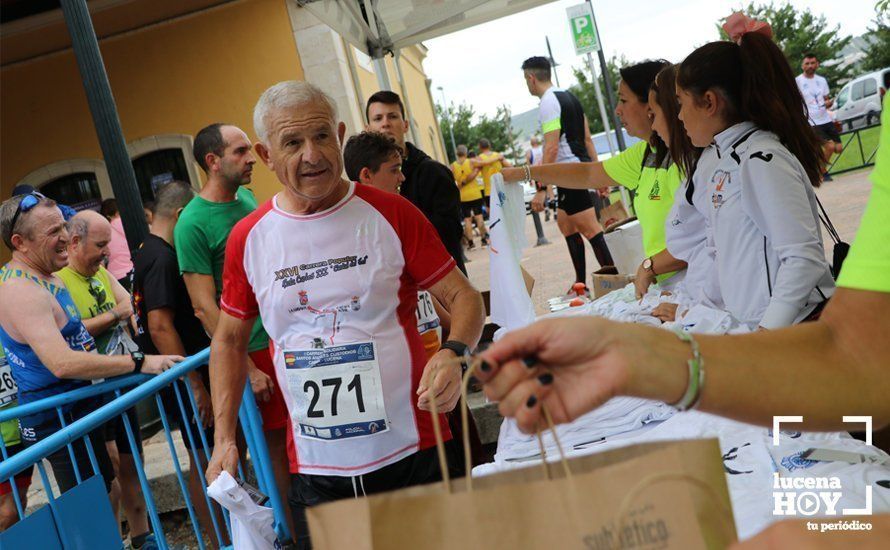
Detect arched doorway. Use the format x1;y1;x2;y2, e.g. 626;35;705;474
131;148;191;202
40;172;103;212
16;159;112;212
127;134;202;201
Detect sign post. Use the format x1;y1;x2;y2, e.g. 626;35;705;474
566;3;615;154
566;3;599;55
566;3;630;205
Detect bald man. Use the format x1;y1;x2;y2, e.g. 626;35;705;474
57;210;135;355
55;210;154;548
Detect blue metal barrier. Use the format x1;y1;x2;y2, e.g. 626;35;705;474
0;348;291;548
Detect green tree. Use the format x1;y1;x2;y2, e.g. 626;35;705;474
436;101;475;163
435;102;516;163
718;2;853;90
568;54;626;136
496;104;526;164
860;5;890;72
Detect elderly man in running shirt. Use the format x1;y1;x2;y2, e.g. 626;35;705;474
205;81;484;550
0;194;178;506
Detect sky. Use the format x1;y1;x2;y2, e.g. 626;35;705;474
423;0;879;119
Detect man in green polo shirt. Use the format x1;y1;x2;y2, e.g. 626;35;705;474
177;123;292;533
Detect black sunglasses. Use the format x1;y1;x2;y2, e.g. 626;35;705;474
87;277;108;307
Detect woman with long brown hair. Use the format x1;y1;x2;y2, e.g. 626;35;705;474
675;29;834;330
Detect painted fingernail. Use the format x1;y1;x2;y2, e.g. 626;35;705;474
526;395;538;408
479;360;492;373
522;356;538;368
538;373;553;386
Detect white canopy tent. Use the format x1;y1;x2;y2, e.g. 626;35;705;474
295;0;557;154
297;0;556;88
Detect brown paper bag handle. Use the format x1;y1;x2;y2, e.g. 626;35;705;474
428;356;575;493
425;362;452;494
454;358;574;493
617;472;736;543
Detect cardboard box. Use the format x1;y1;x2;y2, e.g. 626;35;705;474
592;266;634;299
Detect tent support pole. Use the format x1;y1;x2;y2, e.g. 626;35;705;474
393;51;420;145
373;56;392;91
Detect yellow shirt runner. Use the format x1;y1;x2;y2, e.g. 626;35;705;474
452;159;483;203
478;151;504;198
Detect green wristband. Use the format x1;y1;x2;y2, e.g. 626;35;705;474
671;330;705;411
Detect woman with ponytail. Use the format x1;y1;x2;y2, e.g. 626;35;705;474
674;18;834;330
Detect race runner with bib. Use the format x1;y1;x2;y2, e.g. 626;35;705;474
221;182;456;476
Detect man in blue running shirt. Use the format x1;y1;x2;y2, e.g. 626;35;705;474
0;194;180;498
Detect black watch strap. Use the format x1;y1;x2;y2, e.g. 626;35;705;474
441;340;469;356
131;351;145;374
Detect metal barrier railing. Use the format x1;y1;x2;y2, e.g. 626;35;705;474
827;121;881;176
0;348;291;548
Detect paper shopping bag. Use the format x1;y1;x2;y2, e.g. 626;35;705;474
307;438;737;549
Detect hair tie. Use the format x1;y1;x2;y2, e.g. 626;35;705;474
722;12;773;44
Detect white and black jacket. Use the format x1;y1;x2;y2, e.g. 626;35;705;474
665;149;723;310
704;121;834;329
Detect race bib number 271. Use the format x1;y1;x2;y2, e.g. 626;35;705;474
284;342;389;441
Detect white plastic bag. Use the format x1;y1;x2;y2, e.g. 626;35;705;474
488;173;536;331
207;471;280;550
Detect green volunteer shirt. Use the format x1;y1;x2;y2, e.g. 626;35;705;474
174;186;269;352
56;265;118;353
836;97;890;292
602;141;683;280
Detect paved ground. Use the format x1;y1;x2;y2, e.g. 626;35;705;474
464;168;874;313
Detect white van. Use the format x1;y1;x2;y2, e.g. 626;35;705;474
833;68;889;129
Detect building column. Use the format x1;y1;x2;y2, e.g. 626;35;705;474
285;3;365;135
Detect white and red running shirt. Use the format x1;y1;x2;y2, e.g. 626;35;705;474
221;182;455;476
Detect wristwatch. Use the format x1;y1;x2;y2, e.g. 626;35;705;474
131;351;145;373
440;340;471;371
642;257;655;275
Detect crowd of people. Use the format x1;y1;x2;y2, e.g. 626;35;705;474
0;8;887;549
0;82;486;549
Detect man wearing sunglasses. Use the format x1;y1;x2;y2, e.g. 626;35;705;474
0;194;180;506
